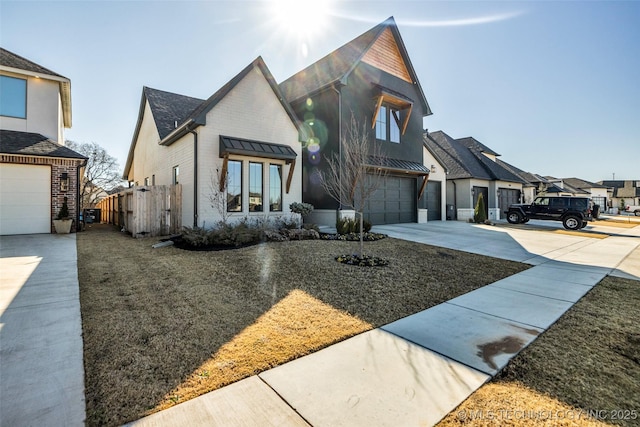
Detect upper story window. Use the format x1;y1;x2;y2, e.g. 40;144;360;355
0;75;27;119
375;105;401;143
372;87;413;144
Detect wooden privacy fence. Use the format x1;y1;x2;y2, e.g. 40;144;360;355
96;185;182;237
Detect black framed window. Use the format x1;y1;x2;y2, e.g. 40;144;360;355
227;160;242;212
249;162;263;212
269;164;282;212
375;104;401;143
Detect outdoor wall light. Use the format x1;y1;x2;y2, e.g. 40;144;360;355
430;164;436;173
60;173;69;192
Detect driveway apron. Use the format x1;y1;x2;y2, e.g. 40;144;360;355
0;234;85;427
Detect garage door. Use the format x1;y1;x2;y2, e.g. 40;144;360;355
364;174;416;225
426;181;441;221
0;164;51;235
498;188;521;219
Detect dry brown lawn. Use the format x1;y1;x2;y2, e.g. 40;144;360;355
77;223;528;426
438;276;640;427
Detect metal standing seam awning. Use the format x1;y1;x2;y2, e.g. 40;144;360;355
218;135;298;193
366;156;431;200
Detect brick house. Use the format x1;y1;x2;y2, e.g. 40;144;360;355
0;48;86;234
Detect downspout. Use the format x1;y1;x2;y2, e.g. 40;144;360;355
189;129;198;228
77;159;87;231
451;180;457;220
330;85;342;211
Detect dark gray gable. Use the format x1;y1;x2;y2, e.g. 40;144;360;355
0;130;86;159
0;48;66;78
144;87;204;140
279;17;431;116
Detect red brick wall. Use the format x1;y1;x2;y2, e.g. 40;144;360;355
1;155;84;233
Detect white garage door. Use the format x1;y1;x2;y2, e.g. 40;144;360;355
0;164;51;235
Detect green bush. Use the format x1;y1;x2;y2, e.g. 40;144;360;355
474;193;487;223
289;202;314;217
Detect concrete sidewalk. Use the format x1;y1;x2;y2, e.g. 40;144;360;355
0;234;85;427
127;220;639;427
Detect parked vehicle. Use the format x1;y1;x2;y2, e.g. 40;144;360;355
625;205;640;216
505;196;592;230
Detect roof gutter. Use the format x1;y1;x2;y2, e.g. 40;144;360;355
160;118;196;146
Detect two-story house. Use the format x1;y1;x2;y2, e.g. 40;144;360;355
279;17;442;226
0;48;86;235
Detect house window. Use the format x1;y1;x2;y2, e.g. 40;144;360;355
375;104;401;143
227;160;242;212
376;106;387;140
0;75;27;118
172;166;179;184
269;164;282;212
249;162;263;212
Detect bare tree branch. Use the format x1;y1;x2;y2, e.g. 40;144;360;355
320;113;388;255
66;141;125;209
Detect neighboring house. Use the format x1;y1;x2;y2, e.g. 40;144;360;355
598;180;640;210
542;177;609;207
0;48;86;235
123;57;302;228
424;130;526;221
279;17;440;226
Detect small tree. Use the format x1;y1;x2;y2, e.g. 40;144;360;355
289;202;314;227
320;113;387;256
208;168;231;226
474;193;487;223
66;141;124;209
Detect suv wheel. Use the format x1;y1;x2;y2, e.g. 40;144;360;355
507;211;522;224
563;215;581;230
580;221;588;229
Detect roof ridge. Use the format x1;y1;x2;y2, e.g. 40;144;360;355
0;47;65;78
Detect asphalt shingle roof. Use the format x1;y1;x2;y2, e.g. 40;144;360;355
0;48;66;78
143;87;204;140
0;130;87;159
424;131;525;183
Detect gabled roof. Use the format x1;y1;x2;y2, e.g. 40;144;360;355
0;130;86;160
124;57;301;178
561;177;608;190
144;87;204;140
424;130;525;183
0;48;72;128
279;17;431;116
457;137;500;156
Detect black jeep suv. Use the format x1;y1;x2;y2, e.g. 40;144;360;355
505;196;592;230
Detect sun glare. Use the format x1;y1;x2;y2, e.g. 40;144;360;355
271;0;332;42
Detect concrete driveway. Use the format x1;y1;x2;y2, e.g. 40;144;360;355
373;218;640;280
0;234;85;427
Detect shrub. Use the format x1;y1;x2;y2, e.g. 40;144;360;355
289;202;314;217
336;217;372;234
180;226;210;247
57;197;70;220
474;193;487;223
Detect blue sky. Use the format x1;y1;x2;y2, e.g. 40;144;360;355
2;0;638;182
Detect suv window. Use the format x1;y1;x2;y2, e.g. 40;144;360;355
572;199;588;210
550;198;567;208
534;197;549;206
